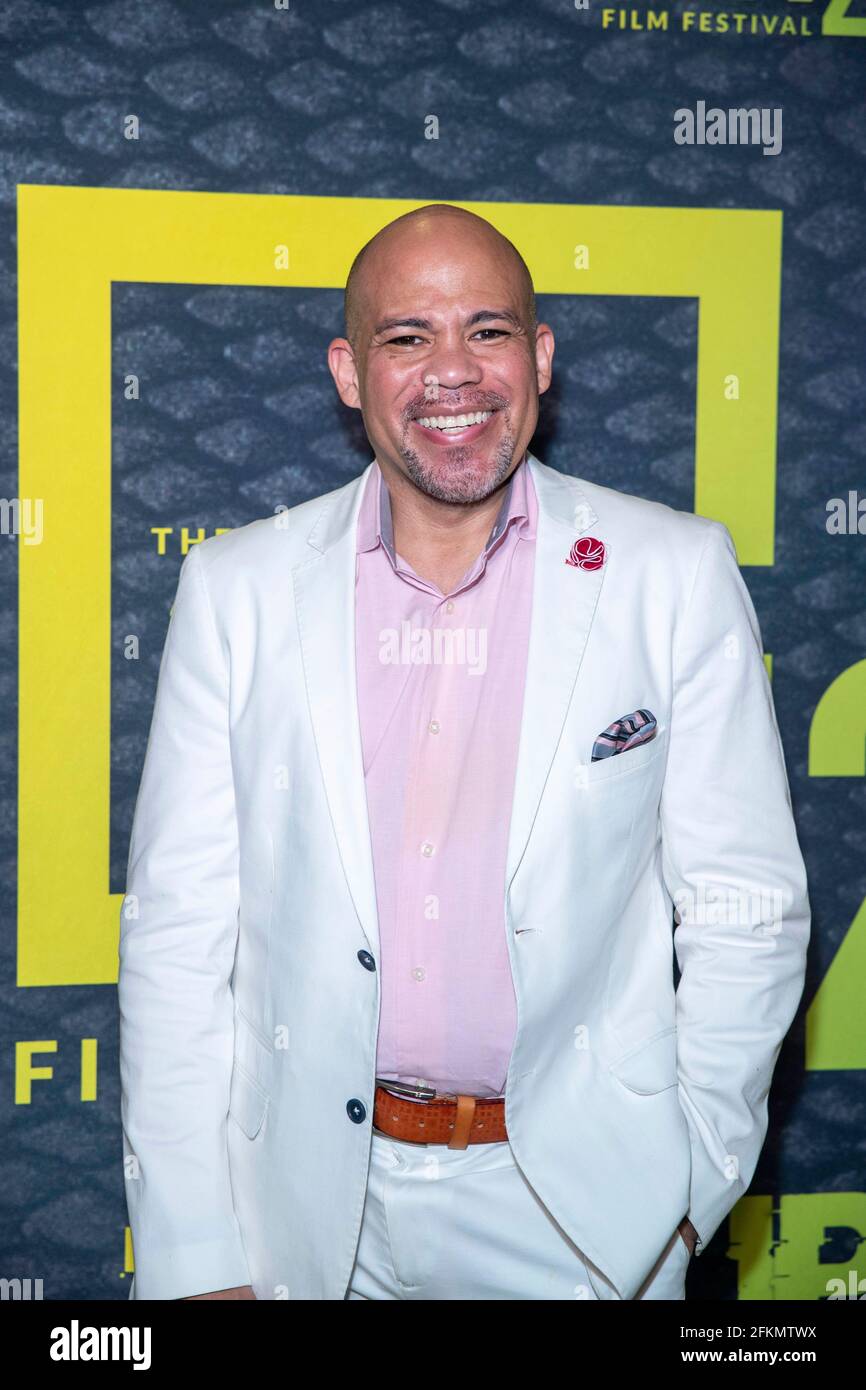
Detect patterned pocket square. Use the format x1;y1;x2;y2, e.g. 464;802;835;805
591;708;657;762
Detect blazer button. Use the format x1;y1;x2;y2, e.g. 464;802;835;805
357;949;376;971
346;1098;367;1124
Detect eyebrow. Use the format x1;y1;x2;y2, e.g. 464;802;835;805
371;308;523;336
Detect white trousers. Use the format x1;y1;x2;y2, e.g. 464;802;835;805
345;1129;690;1301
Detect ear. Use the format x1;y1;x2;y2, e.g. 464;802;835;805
328;338;362;410
534;323;555;396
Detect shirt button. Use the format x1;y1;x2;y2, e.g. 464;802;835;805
411;967;426;982
428;719;440;735
421;841;434;857
444;600;455;614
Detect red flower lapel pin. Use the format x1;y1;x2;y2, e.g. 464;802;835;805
565;536;606;571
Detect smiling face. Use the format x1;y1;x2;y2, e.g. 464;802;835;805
329;208;554;506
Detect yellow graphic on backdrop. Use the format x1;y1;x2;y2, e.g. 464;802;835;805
823;0;866;37
806;658;866;1071
598;0;866;38
17;186;782;986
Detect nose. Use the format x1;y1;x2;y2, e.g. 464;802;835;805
424;336;484;396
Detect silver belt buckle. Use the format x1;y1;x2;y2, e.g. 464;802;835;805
375;1077;439;1102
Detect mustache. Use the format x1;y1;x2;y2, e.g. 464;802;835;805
404;392;510;422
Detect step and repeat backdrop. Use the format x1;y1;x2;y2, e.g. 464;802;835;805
3;0;865;1300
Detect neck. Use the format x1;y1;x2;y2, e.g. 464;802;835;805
378;455;523;595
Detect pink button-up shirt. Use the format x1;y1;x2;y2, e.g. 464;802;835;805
354;455;538;1097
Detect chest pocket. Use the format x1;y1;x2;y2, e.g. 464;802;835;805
577;724;668;789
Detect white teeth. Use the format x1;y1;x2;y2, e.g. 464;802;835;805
416;410;492;431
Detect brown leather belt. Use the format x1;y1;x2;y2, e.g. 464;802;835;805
373;1080;508;1149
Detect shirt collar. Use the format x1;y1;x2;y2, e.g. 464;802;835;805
356;454;535;562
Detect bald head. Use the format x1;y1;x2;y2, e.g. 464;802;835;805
343;204;537;350
328;201;554;509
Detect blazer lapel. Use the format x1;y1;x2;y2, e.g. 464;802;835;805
505;454;608;888
292;462;380;956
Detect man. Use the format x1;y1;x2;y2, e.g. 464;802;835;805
118;203;810;1301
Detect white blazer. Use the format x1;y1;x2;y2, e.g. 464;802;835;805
118;452;810;1301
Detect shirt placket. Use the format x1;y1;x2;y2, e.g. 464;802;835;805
391;536;491;1084
397;587;472;1087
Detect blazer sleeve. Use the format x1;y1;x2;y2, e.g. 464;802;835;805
118;541;251;1300
660;520;811;1257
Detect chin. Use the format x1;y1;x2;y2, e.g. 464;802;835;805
400;438;518;506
